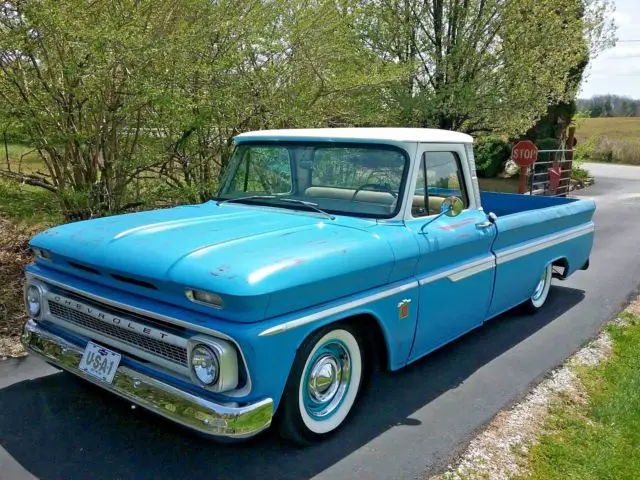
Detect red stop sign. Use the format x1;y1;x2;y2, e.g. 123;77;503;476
512;140;538;167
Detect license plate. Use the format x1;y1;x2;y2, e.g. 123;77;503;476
78;341;121;384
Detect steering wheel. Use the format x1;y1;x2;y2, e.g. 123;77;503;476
351;183;397;201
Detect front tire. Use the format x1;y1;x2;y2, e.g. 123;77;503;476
277;325;363;445
522;263;553;313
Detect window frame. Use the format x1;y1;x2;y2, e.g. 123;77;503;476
218;141;412;220
409;150;470;219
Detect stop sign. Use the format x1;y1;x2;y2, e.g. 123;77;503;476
512;140;538;167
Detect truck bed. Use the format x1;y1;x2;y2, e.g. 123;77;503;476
480;191;584;217
480;191;596;317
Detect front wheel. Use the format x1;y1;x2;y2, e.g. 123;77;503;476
522;263;553;313
277;325;363;445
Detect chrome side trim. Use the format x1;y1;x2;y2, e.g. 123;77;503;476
495;223;595;265
258;281;418;337
21;319;272;439
26;272;253;397
417;256;495;285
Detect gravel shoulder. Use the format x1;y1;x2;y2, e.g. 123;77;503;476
437;297;640;480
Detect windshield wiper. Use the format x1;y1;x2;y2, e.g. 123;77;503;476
276;198;335;220
215;195;277;206
216;195;335;220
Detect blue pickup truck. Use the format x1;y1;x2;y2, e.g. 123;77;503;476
21;128;595;444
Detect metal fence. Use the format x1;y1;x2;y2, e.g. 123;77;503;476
528;149;573;196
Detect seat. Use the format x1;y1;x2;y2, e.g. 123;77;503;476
305;187;395;205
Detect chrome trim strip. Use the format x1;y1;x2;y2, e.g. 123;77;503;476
21;319;272;439
26;272;253;397
258;281;418;337
495;223;595;265
417;256;495;285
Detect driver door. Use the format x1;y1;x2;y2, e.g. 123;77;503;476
407;144;497;362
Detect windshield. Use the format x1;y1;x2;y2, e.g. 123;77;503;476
217;143;409;218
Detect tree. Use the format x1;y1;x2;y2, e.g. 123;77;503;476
0;0;401;209
351;0;615;137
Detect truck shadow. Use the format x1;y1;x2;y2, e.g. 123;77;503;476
0;285;584;480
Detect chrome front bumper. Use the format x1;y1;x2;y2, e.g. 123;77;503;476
21;319;273;439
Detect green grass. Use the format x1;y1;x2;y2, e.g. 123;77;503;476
522;312;640;480
575;117;640;165
1;143;44;173
478;177;520;193
0;179;62;227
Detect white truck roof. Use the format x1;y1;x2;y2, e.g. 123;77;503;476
235;128;474;144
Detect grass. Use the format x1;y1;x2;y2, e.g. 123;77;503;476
522;311;640;480
575;117;640;165
478;177;520;193
0;179;62;227
1;143;44;173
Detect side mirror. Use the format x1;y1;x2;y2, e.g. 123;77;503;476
440;196;464;218
420;196;464;234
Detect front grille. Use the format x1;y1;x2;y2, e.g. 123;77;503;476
48;301;188;366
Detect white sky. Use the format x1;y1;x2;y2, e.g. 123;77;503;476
580;0;640;99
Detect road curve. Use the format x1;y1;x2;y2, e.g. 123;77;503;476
1;163;639;480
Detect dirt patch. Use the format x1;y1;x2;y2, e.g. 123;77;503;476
0;218;40;359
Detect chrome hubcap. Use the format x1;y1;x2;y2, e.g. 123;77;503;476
308;355;341;403
304;341;351;418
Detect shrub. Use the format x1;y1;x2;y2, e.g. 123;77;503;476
475;137;512;178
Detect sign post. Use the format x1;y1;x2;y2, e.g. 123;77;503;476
512;140;538;194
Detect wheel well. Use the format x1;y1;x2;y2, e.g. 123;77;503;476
340;314;389;374
552;257;569;279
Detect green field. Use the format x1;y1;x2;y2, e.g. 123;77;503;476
575;117;640;165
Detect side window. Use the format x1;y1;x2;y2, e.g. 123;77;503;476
411;151;468;217
228;146;292;194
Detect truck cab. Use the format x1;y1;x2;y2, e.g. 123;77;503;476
21;128;595;444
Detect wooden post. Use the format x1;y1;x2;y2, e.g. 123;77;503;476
3;131;9;172
518;166;529;194
560;126;575;196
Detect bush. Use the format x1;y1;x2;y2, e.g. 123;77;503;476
535;137;560;151
475;137;512;178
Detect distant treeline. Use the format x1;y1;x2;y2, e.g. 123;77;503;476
577;95;640;117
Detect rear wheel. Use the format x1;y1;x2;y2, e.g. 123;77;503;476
522;263;553;313
277;325;363;445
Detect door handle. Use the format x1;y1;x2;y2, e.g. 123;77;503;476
476;221;493;229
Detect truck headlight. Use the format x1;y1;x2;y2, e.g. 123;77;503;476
25;284;42;318
187;336;239;392
190;344;219;385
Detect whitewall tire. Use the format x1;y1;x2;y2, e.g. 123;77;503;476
277;325;364;444
523;263;553;312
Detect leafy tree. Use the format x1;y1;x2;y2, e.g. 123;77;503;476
351;0;614;137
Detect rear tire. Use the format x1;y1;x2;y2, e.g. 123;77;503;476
277;324;364;445
521;263;553;313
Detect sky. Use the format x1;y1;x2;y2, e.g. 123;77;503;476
580;0;640;99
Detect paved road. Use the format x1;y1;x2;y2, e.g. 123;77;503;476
1;163;639;480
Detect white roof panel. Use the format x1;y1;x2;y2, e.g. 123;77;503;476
235;127;473;144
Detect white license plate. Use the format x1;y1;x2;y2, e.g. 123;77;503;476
78;341;121;384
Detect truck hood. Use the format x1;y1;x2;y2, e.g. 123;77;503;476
30;202;396;322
